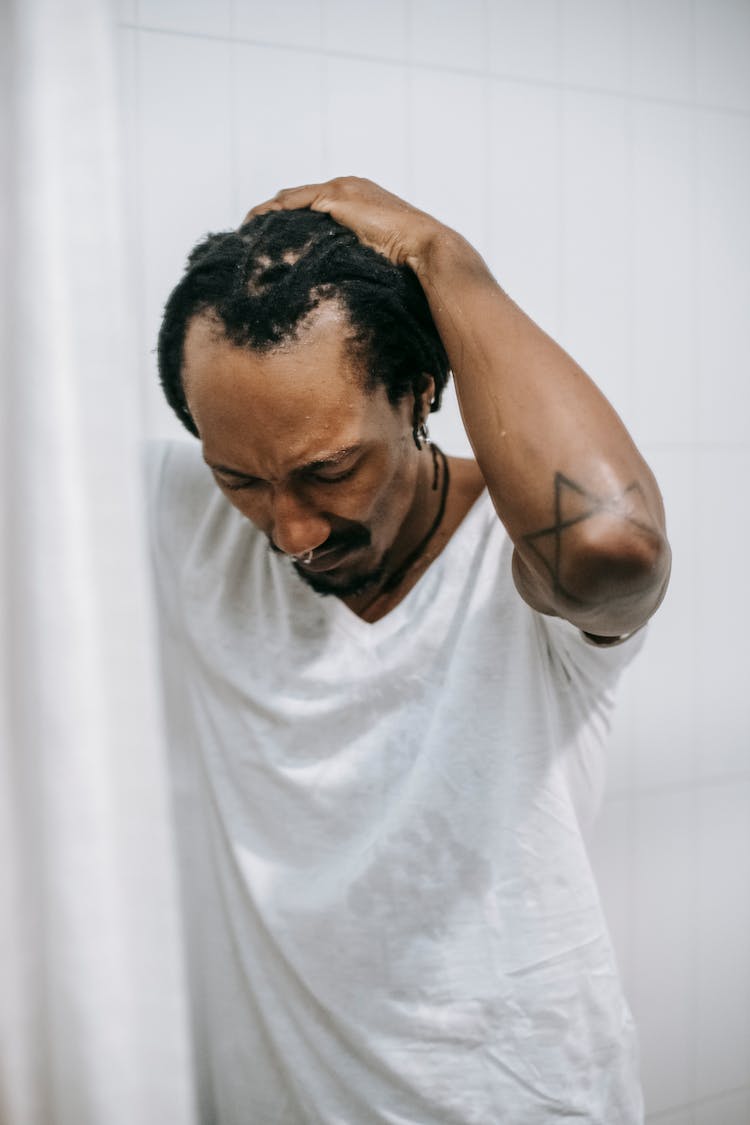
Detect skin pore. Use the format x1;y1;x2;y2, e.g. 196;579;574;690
181;301;484;620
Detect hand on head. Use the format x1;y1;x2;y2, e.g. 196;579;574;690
243;176;442;273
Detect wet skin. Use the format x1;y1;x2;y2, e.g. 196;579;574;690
181;301;442;607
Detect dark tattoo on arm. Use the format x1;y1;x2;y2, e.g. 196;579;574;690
521;472;658;604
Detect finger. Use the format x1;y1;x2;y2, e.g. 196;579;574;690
241;183;327;226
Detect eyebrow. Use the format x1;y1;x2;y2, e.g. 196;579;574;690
207;444;363;479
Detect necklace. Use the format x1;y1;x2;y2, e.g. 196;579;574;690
377;442;450;597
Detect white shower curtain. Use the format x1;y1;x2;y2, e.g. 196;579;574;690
0;1;196;1122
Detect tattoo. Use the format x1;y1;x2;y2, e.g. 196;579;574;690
522;472;656;604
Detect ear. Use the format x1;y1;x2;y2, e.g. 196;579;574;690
405;373;438;445
416;372;436;420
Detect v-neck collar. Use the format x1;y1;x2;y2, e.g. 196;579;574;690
320;487;491;645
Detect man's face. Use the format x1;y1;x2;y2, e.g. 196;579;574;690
182;303;424;597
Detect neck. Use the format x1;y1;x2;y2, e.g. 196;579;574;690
347;444;450;616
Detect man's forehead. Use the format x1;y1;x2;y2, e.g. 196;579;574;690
183;298;399;482
185;297;354;355
185;299;368;396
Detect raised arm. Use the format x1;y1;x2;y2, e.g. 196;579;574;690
247;177;671;641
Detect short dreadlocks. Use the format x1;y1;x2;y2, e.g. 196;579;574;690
157;208;450;439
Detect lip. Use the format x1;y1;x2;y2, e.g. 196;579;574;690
295;544;359;573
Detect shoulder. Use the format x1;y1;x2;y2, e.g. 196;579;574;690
142;438;213;512
142;436;206;487
141;438;220;559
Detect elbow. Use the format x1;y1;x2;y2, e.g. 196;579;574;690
565;524;672;626
579;524;669;595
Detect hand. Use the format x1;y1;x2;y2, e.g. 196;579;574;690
243;176;445;273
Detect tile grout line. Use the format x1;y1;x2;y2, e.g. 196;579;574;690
320;13;328;180
686;0;699;1115
228;2;239;220
603;770;750;804
480;0;491;256
622;0;639;1044
117;23;750;120
555;0;566;351
639;441;750;452
128;24;150;428
404;0;414;201
646;1083;750;1122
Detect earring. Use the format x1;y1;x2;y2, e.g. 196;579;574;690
413;419;431;450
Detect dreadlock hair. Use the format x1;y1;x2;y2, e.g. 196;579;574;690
157;208;451;440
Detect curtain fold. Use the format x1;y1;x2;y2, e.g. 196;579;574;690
0;2;196;1122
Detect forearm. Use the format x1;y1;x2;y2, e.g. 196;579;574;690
412;227;671;629
247;177;671;632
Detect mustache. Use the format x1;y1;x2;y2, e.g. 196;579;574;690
267;525;371;558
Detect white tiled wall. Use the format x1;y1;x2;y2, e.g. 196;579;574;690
325;56;410;193
696;111;750;445
631;100;694;446
233;44;324;203
116;2;750;1120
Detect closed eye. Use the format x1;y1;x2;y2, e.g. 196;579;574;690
308;465;358;484
216;474;262;492
212;448;362;491
217;468;356;490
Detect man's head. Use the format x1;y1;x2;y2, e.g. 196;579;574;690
158;209;449;438
157;209;451;597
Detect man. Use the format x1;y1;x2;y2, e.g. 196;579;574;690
149;177;670;1124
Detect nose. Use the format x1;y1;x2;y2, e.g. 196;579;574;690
269;485;331;559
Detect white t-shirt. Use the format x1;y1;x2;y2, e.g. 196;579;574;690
145;439;647;1125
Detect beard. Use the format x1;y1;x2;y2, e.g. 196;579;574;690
291;556;387;598
267;529;384;598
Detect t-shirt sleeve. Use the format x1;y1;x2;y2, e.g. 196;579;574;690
533;613;648;838
536;612;648;697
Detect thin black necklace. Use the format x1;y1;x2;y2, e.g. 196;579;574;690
378;443;450;596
